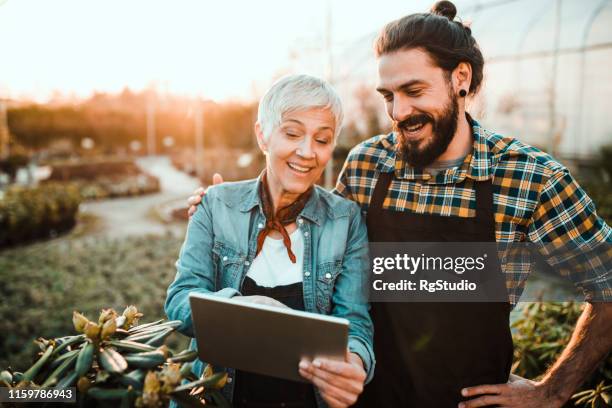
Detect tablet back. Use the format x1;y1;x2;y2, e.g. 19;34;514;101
189;292;349;382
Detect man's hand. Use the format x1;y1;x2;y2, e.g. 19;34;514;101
235;295;288;309
299;351;366;408
187;173;223;217
459;374;564;408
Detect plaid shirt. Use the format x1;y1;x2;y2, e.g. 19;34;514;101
334;117;611;304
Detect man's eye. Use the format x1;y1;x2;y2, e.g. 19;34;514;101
383;94;393;102
404;89;424;97
316;139;330;145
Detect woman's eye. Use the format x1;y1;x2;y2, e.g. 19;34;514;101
383;94;393;102
316;138;330;145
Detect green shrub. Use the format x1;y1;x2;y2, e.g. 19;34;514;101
0;183;81;247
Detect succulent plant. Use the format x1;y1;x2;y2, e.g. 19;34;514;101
1;306;229;407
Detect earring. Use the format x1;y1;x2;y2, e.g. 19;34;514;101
459;89;467;97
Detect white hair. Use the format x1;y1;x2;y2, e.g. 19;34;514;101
257;74;344;143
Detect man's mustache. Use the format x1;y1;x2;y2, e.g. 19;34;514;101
394;113;434;132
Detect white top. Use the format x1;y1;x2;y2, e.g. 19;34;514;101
246;228;304;287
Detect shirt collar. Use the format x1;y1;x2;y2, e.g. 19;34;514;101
377;114;492;184
239;173;262;213
239;172;322;225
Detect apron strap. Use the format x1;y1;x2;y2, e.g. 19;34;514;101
368;171;394;215
474;179;495;235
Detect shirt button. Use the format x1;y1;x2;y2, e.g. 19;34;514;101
297;218;304;225
244;260;250;266
257;223;263;229
304;271;311;277
227;377;233;384
325;273;332;279
223;256;228;261
303;231;309;237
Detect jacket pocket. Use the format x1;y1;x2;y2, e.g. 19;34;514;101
315;260;343;313
212;241;245;288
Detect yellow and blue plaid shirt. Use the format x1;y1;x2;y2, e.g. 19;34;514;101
334;117;611;305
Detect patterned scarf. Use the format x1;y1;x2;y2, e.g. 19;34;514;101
256;170;313;263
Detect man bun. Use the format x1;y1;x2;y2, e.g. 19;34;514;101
375;0;485;95
431;1;457;20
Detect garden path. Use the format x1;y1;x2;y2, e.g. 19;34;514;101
79;155;199;239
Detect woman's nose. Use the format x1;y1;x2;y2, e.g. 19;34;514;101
296;138;315;159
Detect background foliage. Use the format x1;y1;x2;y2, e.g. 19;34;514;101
0;233;189;372
7;91;258;152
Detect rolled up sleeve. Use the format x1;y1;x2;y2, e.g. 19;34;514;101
528;169;612;302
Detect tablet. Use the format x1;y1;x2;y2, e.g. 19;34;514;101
189;292;349;382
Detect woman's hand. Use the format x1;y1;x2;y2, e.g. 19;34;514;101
187;173;224;217
235;295;289;309
299;351;366;408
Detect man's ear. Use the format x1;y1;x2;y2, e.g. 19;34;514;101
452;62;472;95
254;122;268;154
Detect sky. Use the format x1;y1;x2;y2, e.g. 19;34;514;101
0;0;436;103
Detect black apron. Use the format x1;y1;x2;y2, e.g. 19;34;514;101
233;276;317;408
357;172;513;407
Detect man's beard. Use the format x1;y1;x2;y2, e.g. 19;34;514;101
393;92;459;169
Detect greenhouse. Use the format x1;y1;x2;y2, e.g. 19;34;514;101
333;0;612;162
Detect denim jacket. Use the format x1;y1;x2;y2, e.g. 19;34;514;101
164;176;375;407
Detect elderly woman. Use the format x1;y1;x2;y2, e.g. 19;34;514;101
165;74;374;408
